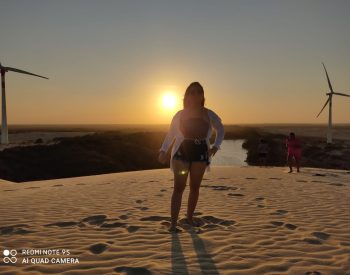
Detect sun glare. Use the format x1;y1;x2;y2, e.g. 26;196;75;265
162;92;177;110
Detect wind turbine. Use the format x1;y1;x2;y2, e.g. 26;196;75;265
316;63;350;144
0;62;48;144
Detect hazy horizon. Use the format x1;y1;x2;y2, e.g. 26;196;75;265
7;122;350;127
1;0;350;124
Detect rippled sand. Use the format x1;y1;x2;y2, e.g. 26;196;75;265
0;167;349;274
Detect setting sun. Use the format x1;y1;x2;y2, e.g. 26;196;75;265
162;93;177;110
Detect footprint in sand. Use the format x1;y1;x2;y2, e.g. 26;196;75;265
82;215;140;233
160;189;167;192
246;177;257;180
119;215;129;220
99;182;111;185
311;180;326;183
196;216;236;232
135;199;145;204
271;221;284;227
135;206;149;211
44;221;78;227
204;185;237;191
220;220;236;226
285;223;297;230
270;209;288;216
217;177;229;180
52;184;63;187
25;186;40;189
76;183;86;185
3;189;17;192
81;215;107;225
201;216;235;226
329;183;345;187
303;238;322;245
140;216;171;222
313;173;326;177
100;221;126;228
44;214;138;234
127;225;141;233
255;197;266;208
155;194;164;197
211;185;229;191
0;224;35;235
202;224;221;230
114;266;151;275
296;180;308;183
89;243;108;254
305;272;321;275
228;193;245;197
160;215;235;233
312;231;330;240
178;217;206;228
269;177;282;180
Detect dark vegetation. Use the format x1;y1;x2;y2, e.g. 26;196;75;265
0;126;349;182
243;131;350;170
0;132;166;182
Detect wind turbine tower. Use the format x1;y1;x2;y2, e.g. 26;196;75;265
0;62;48;144
316;63;350;144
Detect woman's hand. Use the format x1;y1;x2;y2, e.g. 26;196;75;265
158;151;167;164
208;146;219;158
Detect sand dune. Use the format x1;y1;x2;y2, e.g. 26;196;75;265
0;167;349;274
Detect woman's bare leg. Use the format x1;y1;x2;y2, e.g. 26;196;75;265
296;158;300;172
287;156;293;173
187;162;207;225
170;159;190;231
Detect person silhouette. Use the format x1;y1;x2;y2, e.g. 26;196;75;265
158;82;224;232
286;132;302;173
257;139;269;166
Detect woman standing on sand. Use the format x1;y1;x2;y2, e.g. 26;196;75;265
286;132;302;173
158;82;224;232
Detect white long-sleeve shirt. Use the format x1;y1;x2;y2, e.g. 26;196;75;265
159;107;225;172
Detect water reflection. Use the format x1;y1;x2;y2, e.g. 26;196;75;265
211;139;247;166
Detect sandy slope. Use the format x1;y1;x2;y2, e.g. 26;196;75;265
0;166;349;275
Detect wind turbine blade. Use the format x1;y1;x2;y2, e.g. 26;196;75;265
322;63;334;93
4;67;49;79
316;97;330;118
333;92;350;98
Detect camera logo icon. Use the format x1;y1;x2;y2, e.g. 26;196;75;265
3;249;17;264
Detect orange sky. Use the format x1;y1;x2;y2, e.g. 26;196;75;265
1;1;350;125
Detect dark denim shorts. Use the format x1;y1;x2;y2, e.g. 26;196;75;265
173;139;210;164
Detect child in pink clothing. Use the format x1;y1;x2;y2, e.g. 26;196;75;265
286;132;302;173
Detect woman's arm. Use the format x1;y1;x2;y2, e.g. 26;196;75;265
159;111;180;153
209;110;225;150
